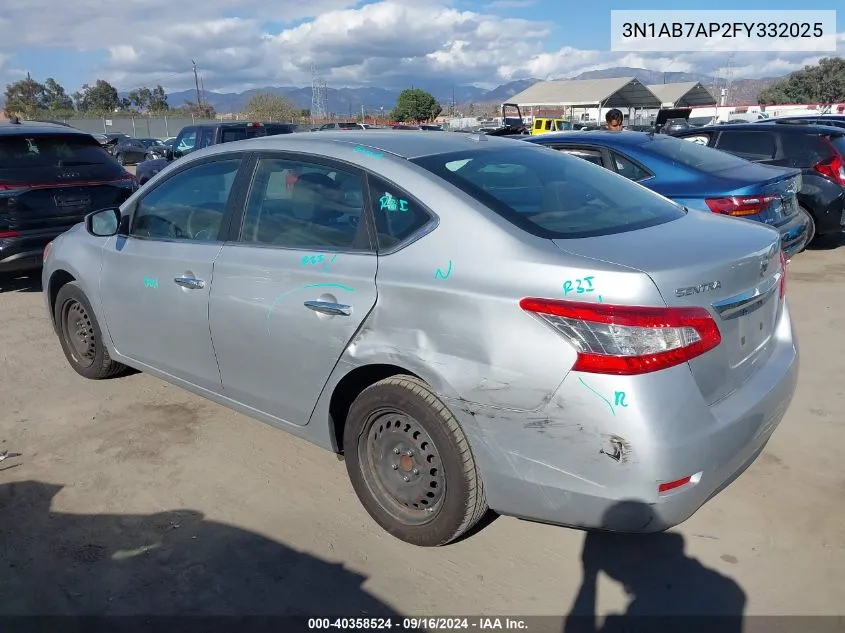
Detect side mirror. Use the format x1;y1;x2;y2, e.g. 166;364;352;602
171;148;183;159
85;207;121;237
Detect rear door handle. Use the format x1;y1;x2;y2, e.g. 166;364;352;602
304;300;352;316
174;276;205;290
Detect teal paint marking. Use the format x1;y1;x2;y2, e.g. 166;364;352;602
614;391;628;407
563;275;596;296
143;277;158;289
266;283;355;334
578;377;616;416
302;253;338;273
353;145;383;159
379;192;398;211
434;260;452;280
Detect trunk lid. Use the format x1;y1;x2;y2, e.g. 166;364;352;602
0;134;135;234
553;210;784;405
707;163;802;228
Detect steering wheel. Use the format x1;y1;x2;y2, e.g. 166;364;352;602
137;215;185;239
187;208;221;240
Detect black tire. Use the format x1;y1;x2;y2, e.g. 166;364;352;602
344;375;487;547
54;281;126;380
798;205;816;251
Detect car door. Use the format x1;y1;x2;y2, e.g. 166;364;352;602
208;152;378;425
99;153;247;392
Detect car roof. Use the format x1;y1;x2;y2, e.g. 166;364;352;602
678;122;845;135
0;120;91;137
524;130;657;147
195;129;521;159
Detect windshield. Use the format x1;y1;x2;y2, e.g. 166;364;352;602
646;136;751;173
411;145;685;239
0;134;116;170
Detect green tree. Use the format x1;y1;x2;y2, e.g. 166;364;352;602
243;92;297;121
75;79;120;113
3;73;47;117
43;77;73;111
390;88;442;123
148;85;169;112
758;57;845;105
178;100;216;119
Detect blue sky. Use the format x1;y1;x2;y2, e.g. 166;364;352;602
1;0;842;94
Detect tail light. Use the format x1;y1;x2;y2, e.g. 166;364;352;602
0;183;26;191
705;195;777;217
0;230;20;238
813;145;845;186
779;249;787;299
519;298;722;375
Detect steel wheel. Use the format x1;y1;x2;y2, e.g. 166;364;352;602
358;407;446;526
61;299;96;369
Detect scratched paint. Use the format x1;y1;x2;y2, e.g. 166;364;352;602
266;283;355;334
434;260;452;280
353;145;383;159
143;277;158;289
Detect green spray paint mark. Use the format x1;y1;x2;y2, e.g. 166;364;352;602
578;377;615;416
434;260;452;280
353;145;383;159
614;391;628;407
563;275;595;296
143;277;158;289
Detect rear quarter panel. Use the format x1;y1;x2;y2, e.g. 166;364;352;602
310;150;666;416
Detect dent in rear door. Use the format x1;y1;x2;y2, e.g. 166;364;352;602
208;153;378;426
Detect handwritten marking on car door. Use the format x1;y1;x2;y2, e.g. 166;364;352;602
265;283;355;334
143;277;158;289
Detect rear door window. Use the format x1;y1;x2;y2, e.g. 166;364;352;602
551;146;605;167
411;145;685;239
367;175;434;251
609;152;652;182
715;131;777;161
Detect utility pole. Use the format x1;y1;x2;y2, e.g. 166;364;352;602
192;60;202;108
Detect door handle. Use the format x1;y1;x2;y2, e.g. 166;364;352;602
304;300;352;316
174;276;205;290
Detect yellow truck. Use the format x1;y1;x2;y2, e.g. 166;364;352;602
531;118;574;135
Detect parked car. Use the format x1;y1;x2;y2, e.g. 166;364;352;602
0;119;136;273
135;121;298;185
113;137;166;166
761;115;845;130
99;133;131;155
43;131;797;546
671;122;845;244
521;130;810;256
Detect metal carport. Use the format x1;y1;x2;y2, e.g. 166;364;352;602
646;82;717;108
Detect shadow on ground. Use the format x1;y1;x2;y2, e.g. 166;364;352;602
563;501;746;633
0;480;399;621
807;233;845;251
0;271;42;293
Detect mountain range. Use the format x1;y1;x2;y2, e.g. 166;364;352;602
162;67;783;115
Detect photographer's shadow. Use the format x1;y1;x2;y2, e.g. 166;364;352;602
565;501;746;633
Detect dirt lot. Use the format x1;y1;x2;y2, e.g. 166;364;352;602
1;236;844;621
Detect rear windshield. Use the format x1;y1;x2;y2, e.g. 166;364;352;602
646;135;751;173
411;145;685;239
830;136;845;156
0;133;116;170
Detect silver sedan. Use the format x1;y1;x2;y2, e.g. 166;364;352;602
42;130;799;546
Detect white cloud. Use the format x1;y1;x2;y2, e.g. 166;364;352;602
0;0;843;94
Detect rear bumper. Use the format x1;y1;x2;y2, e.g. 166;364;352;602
448;303;799;533
0;232;64;273
778;211;810;255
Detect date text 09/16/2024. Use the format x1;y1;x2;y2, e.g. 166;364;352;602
308;617;528;630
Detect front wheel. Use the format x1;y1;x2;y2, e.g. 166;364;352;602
344;375;488;547
54;281;126;380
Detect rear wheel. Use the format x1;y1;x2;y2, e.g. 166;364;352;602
344;375;487;547
54;282;126;380
798;205;816;251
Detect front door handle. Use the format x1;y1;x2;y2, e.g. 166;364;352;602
304;300;352;316
174;276;205;290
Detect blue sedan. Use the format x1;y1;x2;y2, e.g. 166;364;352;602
520;131;811;255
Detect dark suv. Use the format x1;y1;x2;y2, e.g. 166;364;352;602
672;122;845;244
0;119;137;273
135;121;298;185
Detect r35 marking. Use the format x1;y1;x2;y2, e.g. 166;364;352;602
563;276;595;295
